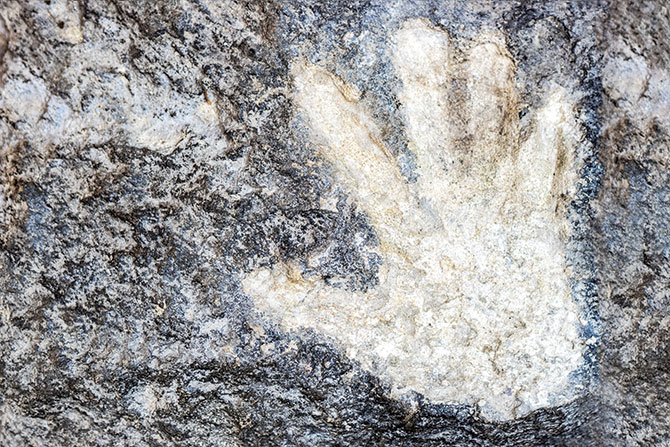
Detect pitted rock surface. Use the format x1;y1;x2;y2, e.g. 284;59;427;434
0;0;668;446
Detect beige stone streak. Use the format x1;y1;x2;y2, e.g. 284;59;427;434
290;61;429;258
392;20;454;198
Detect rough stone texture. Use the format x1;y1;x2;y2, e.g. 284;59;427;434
243;21;590;421
593;2;670;445
0;0;667;446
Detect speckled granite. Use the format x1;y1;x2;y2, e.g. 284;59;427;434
0;0;667;445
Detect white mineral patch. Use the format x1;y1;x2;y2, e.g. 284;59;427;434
127;385;158;418
243;19;585;420
603;40;670;130
0;38;227;156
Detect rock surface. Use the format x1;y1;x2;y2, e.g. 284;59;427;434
244;21;589;421
0;0;667;445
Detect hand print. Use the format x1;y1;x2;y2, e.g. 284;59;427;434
244;19;585;420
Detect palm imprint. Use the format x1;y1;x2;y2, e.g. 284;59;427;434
243;19;585;420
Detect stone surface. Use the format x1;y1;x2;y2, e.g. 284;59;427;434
0;0;667;445
244;20;587;420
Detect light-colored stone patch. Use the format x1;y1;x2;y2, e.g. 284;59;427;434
603;40;670;131
127;385;159;418
243;19;585;420
0;30;226;156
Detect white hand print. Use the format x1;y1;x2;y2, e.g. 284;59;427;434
243;19;585;420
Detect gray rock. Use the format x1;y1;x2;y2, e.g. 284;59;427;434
0;0;667;445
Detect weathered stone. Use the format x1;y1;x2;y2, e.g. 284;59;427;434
0;0;667;445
